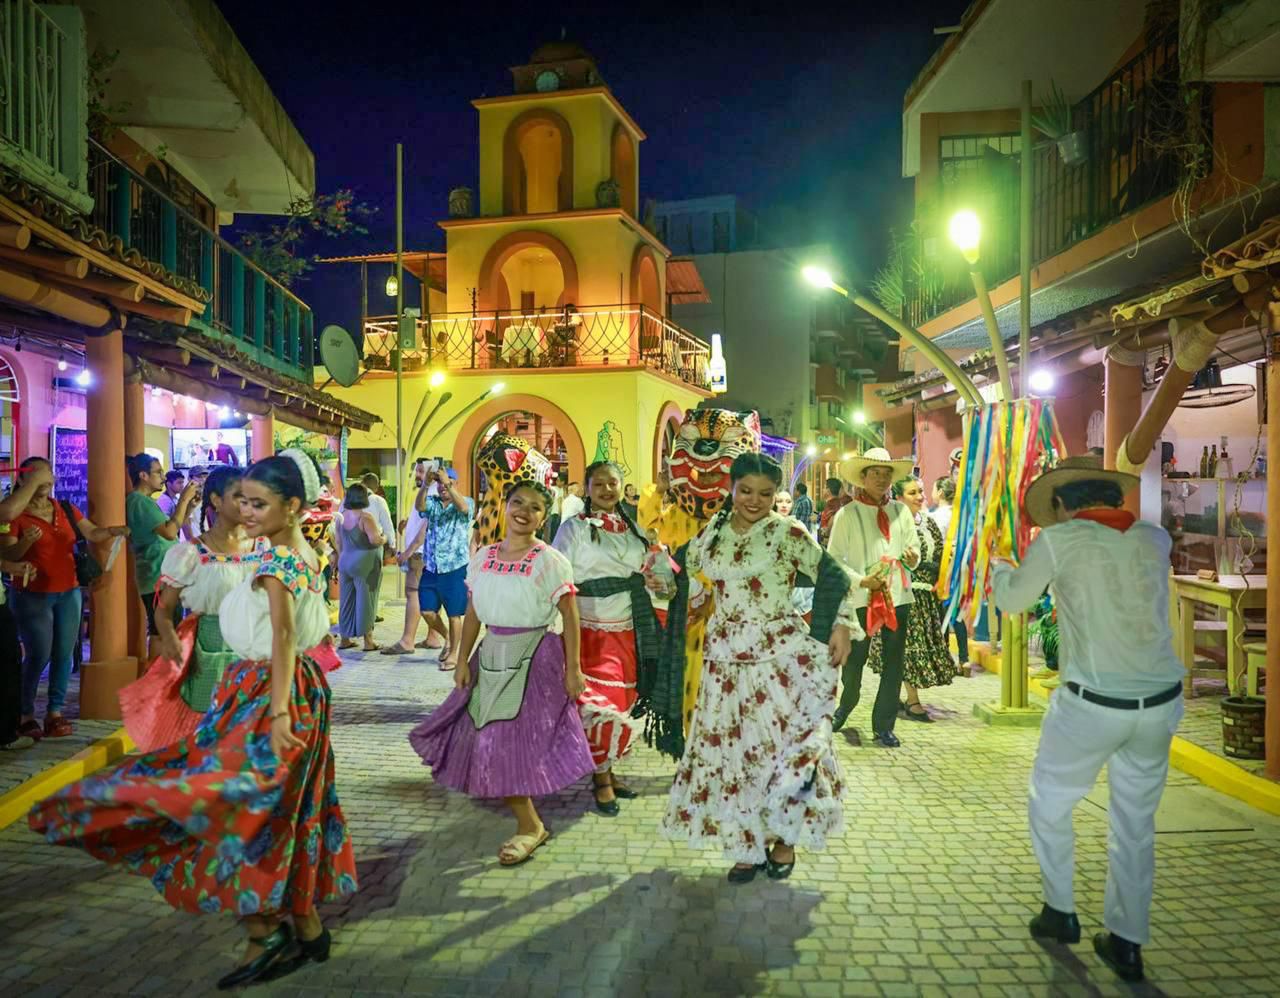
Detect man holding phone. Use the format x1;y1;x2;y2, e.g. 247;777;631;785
413;462;473;667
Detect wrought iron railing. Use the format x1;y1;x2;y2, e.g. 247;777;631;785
85;139;314;380
0;0;89;212
362;305;712;389
899;26;1192;327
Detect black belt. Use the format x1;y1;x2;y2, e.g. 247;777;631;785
1064;681;1182;710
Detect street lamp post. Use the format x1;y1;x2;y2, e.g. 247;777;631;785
801;266;982;407
948;211;1014;402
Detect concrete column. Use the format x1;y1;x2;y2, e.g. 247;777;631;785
79;329;137;719
251;411;274;461
1265;302;1279;779
123;373;147;670
1104;347;1144;514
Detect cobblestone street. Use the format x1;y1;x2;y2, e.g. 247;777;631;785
3;608;1279;997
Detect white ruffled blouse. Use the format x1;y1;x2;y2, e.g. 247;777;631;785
552;512;649;631
159;540;261;615
220;545;330;661
466;542;576;629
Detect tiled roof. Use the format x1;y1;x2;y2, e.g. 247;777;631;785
0;170;212;304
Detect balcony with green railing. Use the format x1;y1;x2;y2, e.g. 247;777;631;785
882;25;1195;330
85;139;314;383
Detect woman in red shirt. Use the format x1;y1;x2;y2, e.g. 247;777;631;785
0;457;128;739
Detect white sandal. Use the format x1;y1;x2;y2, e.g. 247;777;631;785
498;827;550;866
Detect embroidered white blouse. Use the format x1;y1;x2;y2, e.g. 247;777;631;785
552;512;648;631
466;541;577;629
159;540;262;615
220;545;330;660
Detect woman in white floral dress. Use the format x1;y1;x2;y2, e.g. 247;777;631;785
662;453;861;883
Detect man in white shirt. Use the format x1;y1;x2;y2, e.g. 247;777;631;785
991;456;1184;984
361;472;397;621
560;482;585;522
380;460;439;655
826;449;920;747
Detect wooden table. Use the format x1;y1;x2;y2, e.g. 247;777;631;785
1172;574;1266;696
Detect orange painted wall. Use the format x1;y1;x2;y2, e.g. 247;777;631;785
1052;365;1105;456
916;405;964;490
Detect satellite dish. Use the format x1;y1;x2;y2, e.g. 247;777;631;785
319;325;360;387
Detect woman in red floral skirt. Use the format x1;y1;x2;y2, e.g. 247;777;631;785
29;450;357;989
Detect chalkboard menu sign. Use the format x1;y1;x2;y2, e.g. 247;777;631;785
51;426;89;515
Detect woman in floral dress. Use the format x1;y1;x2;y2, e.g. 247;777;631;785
553;460;670;817
30;451;357;990
663;453;860;883
410;480;593;866
867;476;955;721
119;466;259;751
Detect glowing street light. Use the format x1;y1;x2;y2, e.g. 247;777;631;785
851;409;867;425
429;370;445;388
802;265;833;289
385;273;399;297
948;210;982;264
948;210;1012;400
1029;369;1056;395
491;382;505;394
805;444;818;457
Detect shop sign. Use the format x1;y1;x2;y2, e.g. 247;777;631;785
816;434;838;445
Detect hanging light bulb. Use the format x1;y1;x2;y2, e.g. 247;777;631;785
57;350;67;372
385;273;399;297
75;366;92;388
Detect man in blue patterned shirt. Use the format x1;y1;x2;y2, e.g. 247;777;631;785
416;466;474;666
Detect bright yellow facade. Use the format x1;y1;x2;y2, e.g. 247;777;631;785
327;42;709;495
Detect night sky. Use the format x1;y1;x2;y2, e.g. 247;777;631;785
216;0;969;332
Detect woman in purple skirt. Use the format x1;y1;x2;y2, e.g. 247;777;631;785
409;480;593;865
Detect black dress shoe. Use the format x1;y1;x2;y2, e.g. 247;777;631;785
727;863;765;884
765;856;795;880
261;927;332;982
592;783;620;817
901;703;934;723
216;922;294;990
1029;904;1081;943
873;730;901;748
610;780;639;800
1093;932;1144;981
831;706;851;732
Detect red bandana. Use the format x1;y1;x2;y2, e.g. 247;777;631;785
1073;509;1136;532
855;489;892;542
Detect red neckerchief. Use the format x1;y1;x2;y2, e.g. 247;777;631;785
854;488;892;542
1073;509;1136;532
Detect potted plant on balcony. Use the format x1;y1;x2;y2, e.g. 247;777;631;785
448;186;474;218
1032;81;1088;168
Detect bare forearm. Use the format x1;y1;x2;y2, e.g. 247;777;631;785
458;606;481;664
0;479;37;521
269;628;297;715
559;598;581;669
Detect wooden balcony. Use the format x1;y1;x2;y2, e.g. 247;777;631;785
86;140;314;383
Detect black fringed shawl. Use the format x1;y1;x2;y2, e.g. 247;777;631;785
634;544;853;760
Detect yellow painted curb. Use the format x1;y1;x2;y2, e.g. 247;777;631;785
972;642;1280;816
0;728;135;831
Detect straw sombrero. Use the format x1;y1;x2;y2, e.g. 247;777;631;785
1024;455;1139;527
839;447;915;483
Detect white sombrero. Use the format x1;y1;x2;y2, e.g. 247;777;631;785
1024;455;1139;528
838;447;915;483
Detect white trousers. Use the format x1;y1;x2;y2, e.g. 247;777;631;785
1028;686;1183;945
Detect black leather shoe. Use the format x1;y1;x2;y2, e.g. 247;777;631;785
1029;904;1081;943
832;706;851;732
765;857;795;881
727;863;765;884
873;730;901;748
261;926;332;982
1093;932;1144;981
610;779;639;800
216;922;294;990
593;782;620;817
901;703;934;723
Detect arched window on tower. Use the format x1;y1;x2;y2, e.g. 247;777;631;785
611;126;636;216
504;111;574;215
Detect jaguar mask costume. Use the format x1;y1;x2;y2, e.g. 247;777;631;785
473;432;552;548
636;407;761;757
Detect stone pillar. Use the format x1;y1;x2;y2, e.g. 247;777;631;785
251;411;274;461
1265;303;1280;779
79;330;137;719
123;372;147;671
1104;346;1144;515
